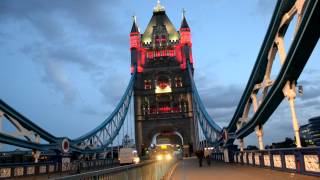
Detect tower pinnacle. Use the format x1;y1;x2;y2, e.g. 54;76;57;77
131;15;139;33
154;0;165;12
180;9;190;29
182;8;186;18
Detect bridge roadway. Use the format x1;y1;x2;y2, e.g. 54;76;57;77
170;157;318;180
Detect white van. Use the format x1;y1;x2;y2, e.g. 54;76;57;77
119;148;140;165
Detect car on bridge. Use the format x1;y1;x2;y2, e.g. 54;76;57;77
118;148;140;165
150;144;182;161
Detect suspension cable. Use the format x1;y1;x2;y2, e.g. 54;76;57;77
127;97;129;138
130;96;133;144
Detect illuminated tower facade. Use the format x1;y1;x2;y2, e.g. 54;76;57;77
130;2;197;154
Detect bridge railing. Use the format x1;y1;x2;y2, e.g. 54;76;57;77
0;159;117;179
212;147;320;177
55;159;177;180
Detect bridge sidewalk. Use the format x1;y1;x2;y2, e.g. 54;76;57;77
170;157;318;180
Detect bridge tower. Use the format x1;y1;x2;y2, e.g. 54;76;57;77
130;2;197;155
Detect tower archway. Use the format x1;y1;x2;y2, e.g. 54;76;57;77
151;131;184;146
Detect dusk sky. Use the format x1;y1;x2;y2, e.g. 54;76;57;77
0;0;319;148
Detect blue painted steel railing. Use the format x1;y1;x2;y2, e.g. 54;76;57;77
187;62;222;146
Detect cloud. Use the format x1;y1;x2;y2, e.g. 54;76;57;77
47;47;103;73
0;0;131;107
200;85;243;109
297;78;320;101
254;0;278;16
302;99;320;107
80;105;104;116
99;71;128;105
41;60;77;105
194;80;244;127
0;0;127;46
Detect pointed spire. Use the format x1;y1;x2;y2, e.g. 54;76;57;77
182;8;186;18
131;15;139;33
154;0;165;12
180;9;190;29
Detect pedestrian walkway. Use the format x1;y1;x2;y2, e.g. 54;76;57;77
170;157;318;180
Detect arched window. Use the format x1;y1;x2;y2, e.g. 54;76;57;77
175;77;183;87
155;75;172;94
144;80;152;90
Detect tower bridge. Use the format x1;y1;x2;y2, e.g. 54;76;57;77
0;0;319;179
131;2;198;155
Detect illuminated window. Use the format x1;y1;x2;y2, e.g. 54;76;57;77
142;98;150;115
156;51;161;57
180;95;188;112
147;51;154;59
155;76;172;94
130;33;140;48
161;35;166;43
172;103;181;112
144;80;152;90
175;77;183;87
155;35;160;44
158;102;171;113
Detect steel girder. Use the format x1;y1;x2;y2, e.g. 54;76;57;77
235;0;319;138
0;132;57;151
222;0;319;145
0;100;60;152
0;100;58;143
226;0;296;134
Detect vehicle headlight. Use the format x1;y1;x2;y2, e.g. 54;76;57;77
165;154;172;160
156;155;163;161
133;157;140;164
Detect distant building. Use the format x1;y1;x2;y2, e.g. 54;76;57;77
309;116;320;146
246;145;258;150
300;124;314;146
300;116;320;146
271;137;296;149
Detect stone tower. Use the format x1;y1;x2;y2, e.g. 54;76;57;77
130;2;197;154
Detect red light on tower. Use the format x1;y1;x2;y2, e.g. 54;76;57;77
159;82;167;89
178;10;193;70
179;9;192;46
130;32;140;49
180;29;191;45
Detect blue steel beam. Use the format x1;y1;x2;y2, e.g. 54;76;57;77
0;100;58;143
0;132;57;151
236;0;320;138
226;0;296;133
